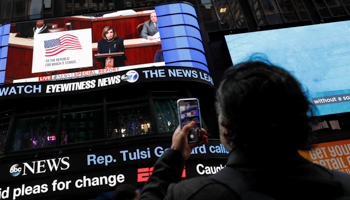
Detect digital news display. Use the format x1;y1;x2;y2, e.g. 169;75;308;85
0;140;228;200
225;20;350;116
4;2;208;85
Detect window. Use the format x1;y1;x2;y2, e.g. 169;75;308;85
13;0;28;21
229;0;247;28
277;0;300;22
342;0;350;13
61;109;104;144
154;100;178;133
260;0;284;24
248;0;269;25
313;0;332;18
0;109;12;154
104;0;114;10
293;0;311;20
10;115;57;151
325;0;347;16
198;0;220;31
64;0;73;15
1;0;12;23
214;0;236;30
28;0;43;19
107;102;152;138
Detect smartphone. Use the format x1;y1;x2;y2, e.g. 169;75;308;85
177;98;202;143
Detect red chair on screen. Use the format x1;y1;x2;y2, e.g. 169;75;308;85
136;23;144;37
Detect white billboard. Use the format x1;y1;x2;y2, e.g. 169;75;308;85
32;29;92;73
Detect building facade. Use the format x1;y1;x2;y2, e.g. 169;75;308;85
0;0;350;199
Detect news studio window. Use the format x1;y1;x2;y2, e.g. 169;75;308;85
153;100;178;133
107;102;152;138
0;109;12;154
61;109;104;144
10;114;57;151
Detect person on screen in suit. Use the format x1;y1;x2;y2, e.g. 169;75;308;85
97;26;125;69
141;11;159;40
27;20;49;39
112;184;140;200
139;55;350;200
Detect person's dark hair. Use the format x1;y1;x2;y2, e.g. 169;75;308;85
216;56;317;150
102;26;117;39
112;184;138;200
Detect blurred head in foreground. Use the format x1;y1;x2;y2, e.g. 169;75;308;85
216;55;316;152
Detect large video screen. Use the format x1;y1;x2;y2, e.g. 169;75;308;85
7;9;162;83
5;3;208;84
225;20;350;116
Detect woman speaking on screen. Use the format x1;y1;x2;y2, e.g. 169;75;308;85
97;26;126;69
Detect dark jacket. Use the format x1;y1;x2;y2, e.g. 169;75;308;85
140;148;349;200
97;37;125;68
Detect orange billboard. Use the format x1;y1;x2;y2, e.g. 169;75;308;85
299;139;350;174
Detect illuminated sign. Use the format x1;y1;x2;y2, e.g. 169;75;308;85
9;157;70;178
156;3;209;73
0;67;213;100
137;167;186;182
299;139;350;174
0;140;228;199
225;20;350;116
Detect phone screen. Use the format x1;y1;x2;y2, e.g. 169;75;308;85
177;98;202;143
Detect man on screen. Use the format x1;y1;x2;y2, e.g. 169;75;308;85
141;11;159;40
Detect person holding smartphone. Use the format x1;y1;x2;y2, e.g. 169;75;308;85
139;57;350;200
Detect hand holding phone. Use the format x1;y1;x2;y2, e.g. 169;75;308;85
171;122;207;160
177;98;202;143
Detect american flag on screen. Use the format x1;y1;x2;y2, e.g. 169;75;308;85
44;34;82;57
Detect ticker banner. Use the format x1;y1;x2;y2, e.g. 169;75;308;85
0;66;214;100
299;139;350;174
0;140;228;200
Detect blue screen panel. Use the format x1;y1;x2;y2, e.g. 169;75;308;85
166;62;209;72
163;49;207;65
0;35;9;47
225;20;350;116
155;3;197;17
159;26;202;40
4;24;10;35
158;14;199;29
0;71;5;84
0;47;8;59
0;24;10;36
161;37;204;53
0;58;7;71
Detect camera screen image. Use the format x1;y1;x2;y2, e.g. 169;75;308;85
179;100;201;142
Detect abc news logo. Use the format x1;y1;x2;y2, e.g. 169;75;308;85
125;70;139;83
9;157;70;177
137;167;186;182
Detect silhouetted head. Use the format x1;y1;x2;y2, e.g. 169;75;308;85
216;56;316;151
